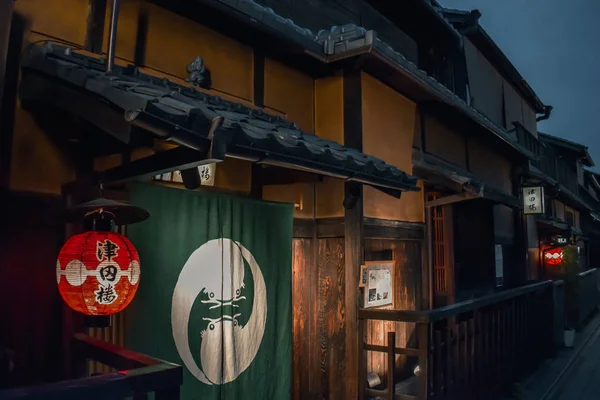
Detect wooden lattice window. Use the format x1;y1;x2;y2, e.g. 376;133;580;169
427;193;448;296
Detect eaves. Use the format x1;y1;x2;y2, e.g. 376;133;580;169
527;165;594;212
194;0;534;160
440;8;547;115
20;43;420;195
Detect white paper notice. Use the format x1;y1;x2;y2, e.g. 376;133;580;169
365;263;393;308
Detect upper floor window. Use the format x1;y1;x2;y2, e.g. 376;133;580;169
565;210;575;227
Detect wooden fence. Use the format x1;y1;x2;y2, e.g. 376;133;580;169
577;268;598;326
0;334;182;400
552;280;565;348
359;281;557;399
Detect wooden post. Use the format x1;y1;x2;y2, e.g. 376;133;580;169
417;322;429;400
387;331;396;400
0;3;21;189
84;0;108;54
358;318;366;400
343;67;364;399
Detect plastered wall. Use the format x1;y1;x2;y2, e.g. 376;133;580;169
361;73;424;223
464;39;537;136
10;0;259;194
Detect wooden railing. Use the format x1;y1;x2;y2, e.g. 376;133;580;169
0;334;182;399
576;268;599;326
359;281;556;400
514;122;541;158
552;280;566;348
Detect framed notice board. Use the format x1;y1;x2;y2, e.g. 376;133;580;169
363;261;394;308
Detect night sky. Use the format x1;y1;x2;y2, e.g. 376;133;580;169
439;0;600;170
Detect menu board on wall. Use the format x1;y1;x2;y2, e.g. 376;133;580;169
363;261;394;308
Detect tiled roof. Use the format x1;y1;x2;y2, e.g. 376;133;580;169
538;132;594;167
20;43;419;193
207;0;535;159
528;165;594;212
440;7;548;115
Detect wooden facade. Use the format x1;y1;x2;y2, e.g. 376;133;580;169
3;0;600;399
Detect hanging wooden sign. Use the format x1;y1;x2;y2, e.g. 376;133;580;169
153;164;217;187
522;186;545;215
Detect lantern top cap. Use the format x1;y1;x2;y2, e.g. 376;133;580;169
65;198;149;225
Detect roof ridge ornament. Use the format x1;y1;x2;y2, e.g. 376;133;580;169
316;25;376;56
186;56;211;89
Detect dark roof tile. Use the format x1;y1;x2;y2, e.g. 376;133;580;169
206;1;536;159
21;43;419;194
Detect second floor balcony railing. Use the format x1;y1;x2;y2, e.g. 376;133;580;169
514;122;542;159
523;135;579;195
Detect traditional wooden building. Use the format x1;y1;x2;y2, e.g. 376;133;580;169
412;5;552;305
1;0;427;397
522;131;599;276
0;0;595;399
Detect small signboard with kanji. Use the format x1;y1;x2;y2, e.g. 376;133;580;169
153;163;216;187
198;163;216;186
522;186;545;215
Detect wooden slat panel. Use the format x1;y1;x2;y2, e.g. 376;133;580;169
292;238;312;400
317;238;346;400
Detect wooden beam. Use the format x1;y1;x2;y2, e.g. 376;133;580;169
253;49;265;108
133;4;148;65
317;217;345;238
84;0;108;54
364;217;425;240
425;192;478;208
98;146;216;185
295;217;426;240
343;67;363;400
293;218;313;238
258;166;323;186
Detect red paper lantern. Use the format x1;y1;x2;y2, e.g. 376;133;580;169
56;231;140;315
544;248;564;265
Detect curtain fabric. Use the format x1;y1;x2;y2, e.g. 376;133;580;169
126;183;293;399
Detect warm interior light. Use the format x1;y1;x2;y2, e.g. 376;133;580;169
544;248;564;265
295;190;303;210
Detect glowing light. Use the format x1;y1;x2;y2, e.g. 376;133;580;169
544;248;564;265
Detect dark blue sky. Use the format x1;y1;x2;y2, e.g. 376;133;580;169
440;0;600;169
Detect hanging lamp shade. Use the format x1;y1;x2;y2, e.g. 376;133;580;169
64;197;149;225
56;231;140;315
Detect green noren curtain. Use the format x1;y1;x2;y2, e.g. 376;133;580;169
126;183;293;399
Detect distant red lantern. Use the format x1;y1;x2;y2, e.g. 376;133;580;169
544;248;564;266
56;231;140;315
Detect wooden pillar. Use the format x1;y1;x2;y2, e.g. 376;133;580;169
513;167;527;285
343;68;364;399
0;3;20;189
61;156;97;379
